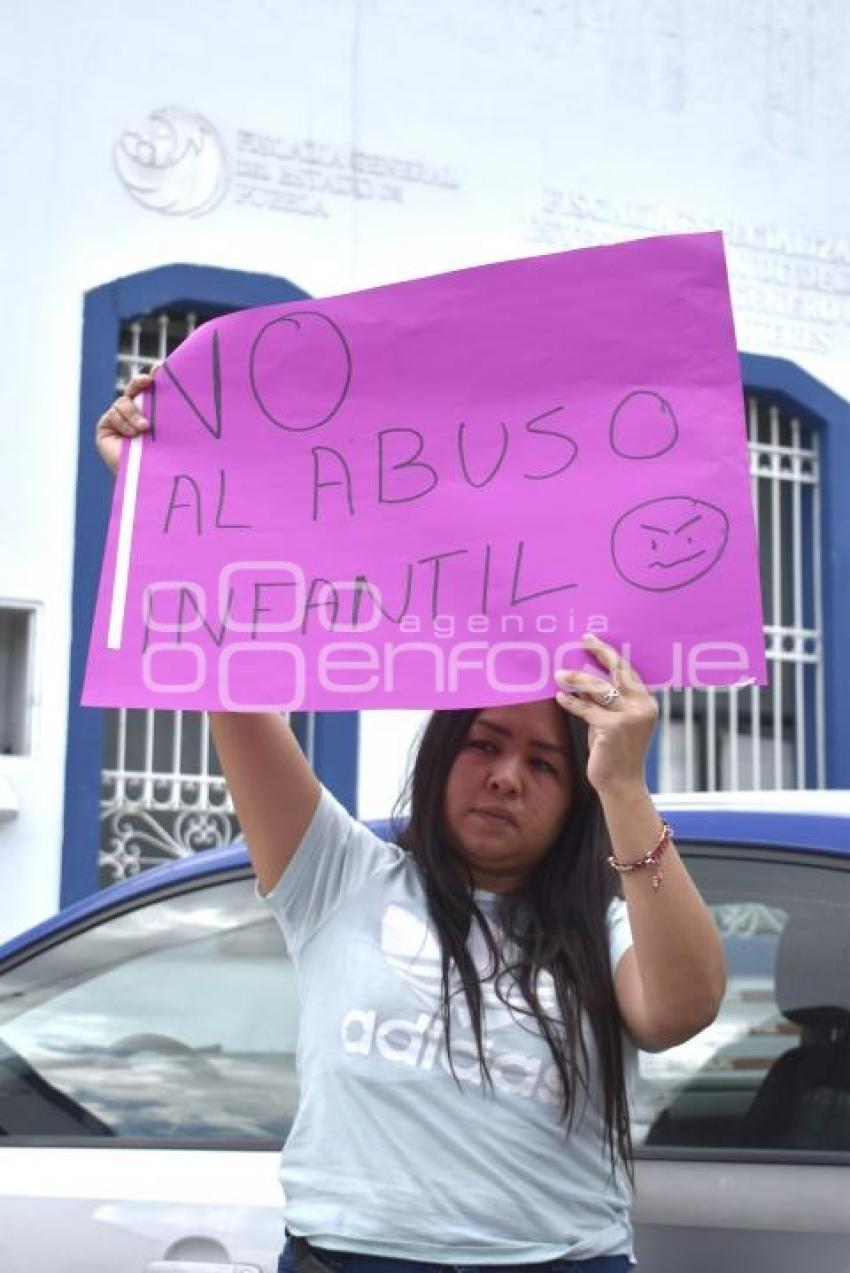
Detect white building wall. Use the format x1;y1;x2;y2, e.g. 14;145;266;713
0;0;848;940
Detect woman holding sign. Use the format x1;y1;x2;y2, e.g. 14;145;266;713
98;381;726;1273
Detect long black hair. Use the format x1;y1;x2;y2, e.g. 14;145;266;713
393;705;633;1180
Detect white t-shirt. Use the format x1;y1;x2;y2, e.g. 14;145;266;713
258;786;637;1265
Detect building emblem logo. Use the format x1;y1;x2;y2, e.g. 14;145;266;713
113;107;229;217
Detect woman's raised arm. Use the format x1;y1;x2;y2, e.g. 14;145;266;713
209;712;320;894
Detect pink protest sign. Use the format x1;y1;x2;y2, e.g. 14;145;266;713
83;232;766;712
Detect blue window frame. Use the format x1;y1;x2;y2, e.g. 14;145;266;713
63;265;358;907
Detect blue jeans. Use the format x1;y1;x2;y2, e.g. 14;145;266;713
276;1236;632;1273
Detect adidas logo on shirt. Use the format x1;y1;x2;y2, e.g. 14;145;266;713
340;903;563;1105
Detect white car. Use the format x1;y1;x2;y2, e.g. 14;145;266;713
1;798;849;1272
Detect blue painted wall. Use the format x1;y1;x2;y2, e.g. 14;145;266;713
63;265;359;907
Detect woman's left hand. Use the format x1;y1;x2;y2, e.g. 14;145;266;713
554;633;658;797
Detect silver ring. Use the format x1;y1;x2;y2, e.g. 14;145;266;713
598;685;621;707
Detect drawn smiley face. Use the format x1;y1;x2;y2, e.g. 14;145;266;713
611;496;730;591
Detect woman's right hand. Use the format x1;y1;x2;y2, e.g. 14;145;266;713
95;372;155;474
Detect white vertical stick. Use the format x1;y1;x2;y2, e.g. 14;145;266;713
107;430;144;650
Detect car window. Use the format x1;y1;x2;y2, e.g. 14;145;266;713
0;878;298;1143
633;849;850;1155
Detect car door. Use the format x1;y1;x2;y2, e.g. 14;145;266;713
0;873;297;1273
632;842;850;1272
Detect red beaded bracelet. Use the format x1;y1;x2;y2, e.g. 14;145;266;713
607;820;673;892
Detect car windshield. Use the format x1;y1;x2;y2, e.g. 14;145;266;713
0;877;299;1141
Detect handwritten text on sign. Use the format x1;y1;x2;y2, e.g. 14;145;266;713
83;232;766;711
